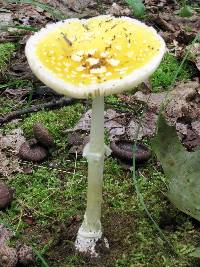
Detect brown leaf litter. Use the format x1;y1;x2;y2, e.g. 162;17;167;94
149;10;200;54
67;80;200;153
107;2;131;16
134;80;200;150
187;43;200;72
0;129;25;176
0;224;34;267
65;108;157;154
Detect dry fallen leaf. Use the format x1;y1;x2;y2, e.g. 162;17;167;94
108;3;131;16
65;0;91;12
0;129;25;176
187;43;200;72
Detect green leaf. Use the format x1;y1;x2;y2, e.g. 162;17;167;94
125;0;145;18
178;5;193;17
152;114;200;222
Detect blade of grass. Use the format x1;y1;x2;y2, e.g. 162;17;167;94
132;150;176;253
32;247;50;267
131;111;176;254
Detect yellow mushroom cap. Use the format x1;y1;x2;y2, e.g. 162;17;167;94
25;15;166;99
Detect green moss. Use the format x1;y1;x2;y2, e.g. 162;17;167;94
104;158;134;211
106;95;121;105
0;97;17;114
111;164;196;267
150;52;192;92
0;42;15;73
21;103;83;133
0;143;198;266
5;103;84;147
4;79;31;88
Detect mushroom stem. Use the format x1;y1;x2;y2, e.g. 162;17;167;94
85;95;104;231
75;95;107;256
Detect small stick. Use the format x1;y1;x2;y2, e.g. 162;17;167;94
61;32;72;46
0;97;74;125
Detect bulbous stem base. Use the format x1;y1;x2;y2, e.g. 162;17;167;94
75;219;102;257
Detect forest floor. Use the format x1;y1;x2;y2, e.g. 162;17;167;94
0;0;200;266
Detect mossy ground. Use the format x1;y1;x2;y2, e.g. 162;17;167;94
150;52;192;92
0;40;198;267
1;98;199;267
0;42;16;75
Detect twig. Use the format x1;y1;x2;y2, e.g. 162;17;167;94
0;97;74;125
61;32;72;46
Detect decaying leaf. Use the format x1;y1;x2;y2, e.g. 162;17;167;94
108;3;131;16
133;81;200;150
134;80;200;114
3;88;31;100
0;129;25;176
152;114;200;222
187;43;200;72
0;224;13;246
134;91;166;111
72;109;126;141
70;109;155;140
66;108;157;154
127;111;157;140
66;0;91;12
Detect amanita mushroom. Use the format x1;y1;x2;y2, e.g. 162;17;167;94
25;15;165;256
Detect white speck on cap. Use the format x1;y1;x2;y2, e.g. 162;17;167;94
90;66;107;74
71;54;83;62
86;58;100;66
106;58;120;66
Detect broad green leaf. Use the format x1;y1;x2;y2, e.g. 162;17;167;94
125;0;145;18
152;114;200;222
178;5;193;17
